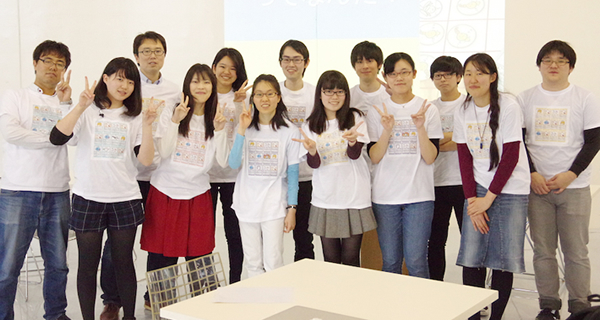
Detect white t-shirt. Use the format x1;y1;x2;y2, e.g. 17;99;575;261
453;94;530;195
232;120;301;223
150;102;229;200
519;84;600;189
0;84;70;192
433;94;466;187
135;76;181;181
208;90;249;183
349;84;389;117
367;96;444;204
300;114;371;209
280;80;316;182
69;103;143;202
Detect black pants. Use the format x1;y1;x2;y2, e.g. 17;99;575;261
210;182;244;283
294;181;315;261
428;185;464;281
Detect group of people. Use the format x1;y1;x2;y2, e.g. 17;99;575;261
0;31;596;320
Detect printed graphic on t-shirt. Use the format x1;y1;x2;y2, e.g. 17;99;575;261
32;105;63;134
173;130;207;167
534;107;568;144
466;122;492;159
248;139;279;176
223;106;236;140
317;131;349;166
287;105;307;128
93;120;129;160
388;119;418;155
142;98;166;134
440;114;454;133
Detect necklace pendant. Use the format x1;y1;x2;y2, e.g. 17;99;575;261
480;142;483;149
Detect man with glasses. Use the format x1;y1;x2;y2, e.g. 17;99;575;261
99;31;180;320
427;56;466;282
278;39;315;262
0;40;73;320
519;40;600;320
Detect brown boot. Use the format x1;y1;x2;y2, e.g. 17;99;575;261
99;303;120;320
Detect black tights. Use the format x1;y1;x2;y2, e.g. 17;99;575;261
76;229;137;320
320;234;363;267
463;267;513;320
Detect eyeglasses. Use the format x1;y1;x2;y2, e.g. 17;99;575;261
38;58;66;70
322;89;345;97
139;49;165;56
433;72;455;80
386;70;413;78
254;92;278;99
280;57;305;64
541;58;569;66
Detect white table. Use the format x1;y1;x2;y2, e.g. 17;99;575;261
161;259;497;320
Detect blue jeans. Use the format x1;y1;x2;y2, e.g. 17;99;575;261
372;201;434;278
0;190;70;320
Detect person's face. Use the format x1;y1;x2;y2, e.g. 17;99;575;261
103;72;135;104
354;57;380;82
539;50;573;85
321;87;346;118
432;71;461;95
190;73;213;104
134;39;165;76
463;62;496;100
252;81;280;116
384;59;416;96
212;56;238;90
33;52;66;89
280;46;309;82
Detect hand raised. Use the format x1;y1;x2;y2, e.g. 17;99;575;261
372;103;395;132
213;102;227;131
237;101;253;135
292;127;317;155
377;77;392;96
57;69;72;102
78;76;97;109
341;121;365;145
172;92;190;124
411;99;430;129
234;80;252;102
143;97;159;126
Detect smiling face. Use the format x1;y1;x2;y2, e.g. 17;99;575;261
103;71;135;106
189;72;213;104
354;57;380;82
280;46;308;82
134;39;165;77
321;88;346;120
252;81;280;117
212;56;238;92
463;61;496;102
33;53;66;92
384;59;416;96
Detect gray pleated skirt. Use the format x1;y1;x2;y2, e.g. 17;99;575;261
308;205;377;238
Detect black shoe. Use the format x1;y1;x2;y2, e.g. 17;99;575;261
536;308;560;320
56;315;71;320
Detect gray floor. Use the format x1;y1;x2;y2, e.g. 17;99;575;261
13;217;600;320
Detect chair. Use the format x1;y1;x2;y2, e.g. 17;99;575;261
146;252;227;320
19;232;44;301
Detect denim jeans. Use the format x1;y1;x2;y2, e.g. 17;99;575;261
0;190;70;320
457;184;527;274
372;201;434;278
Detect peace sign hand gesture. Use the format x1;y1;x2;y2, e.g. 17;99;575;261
237;101;253;135
376;77;392;96
411;99;430;129
292;127;317;155
77;76;97;109
172;93;190;124
234;80;252;102
143;97;159;127
341;121;365;146
213;102;227;131
372;103;395;133
57;69;72;102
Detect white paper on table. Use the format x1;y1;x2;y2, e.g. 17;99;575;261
212;287;294;303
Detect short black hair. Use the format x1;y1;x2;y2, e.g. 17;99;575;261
536;40;576;69
279;40;310;76
383;52;415;75
430;56;462;81
33;40;71;68
350;41;383;68
133;31;167;56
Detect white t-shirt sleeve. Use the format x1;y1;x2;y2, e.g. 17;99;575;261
452;107;466;143
0;90;54;148
366;105;382;142
356;114;370;144
499;97;524;143
287;126;301;166
425;103;444;139
582;92;600;130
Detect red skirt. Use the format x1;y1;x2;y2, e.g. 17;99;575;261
141;186;215;257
